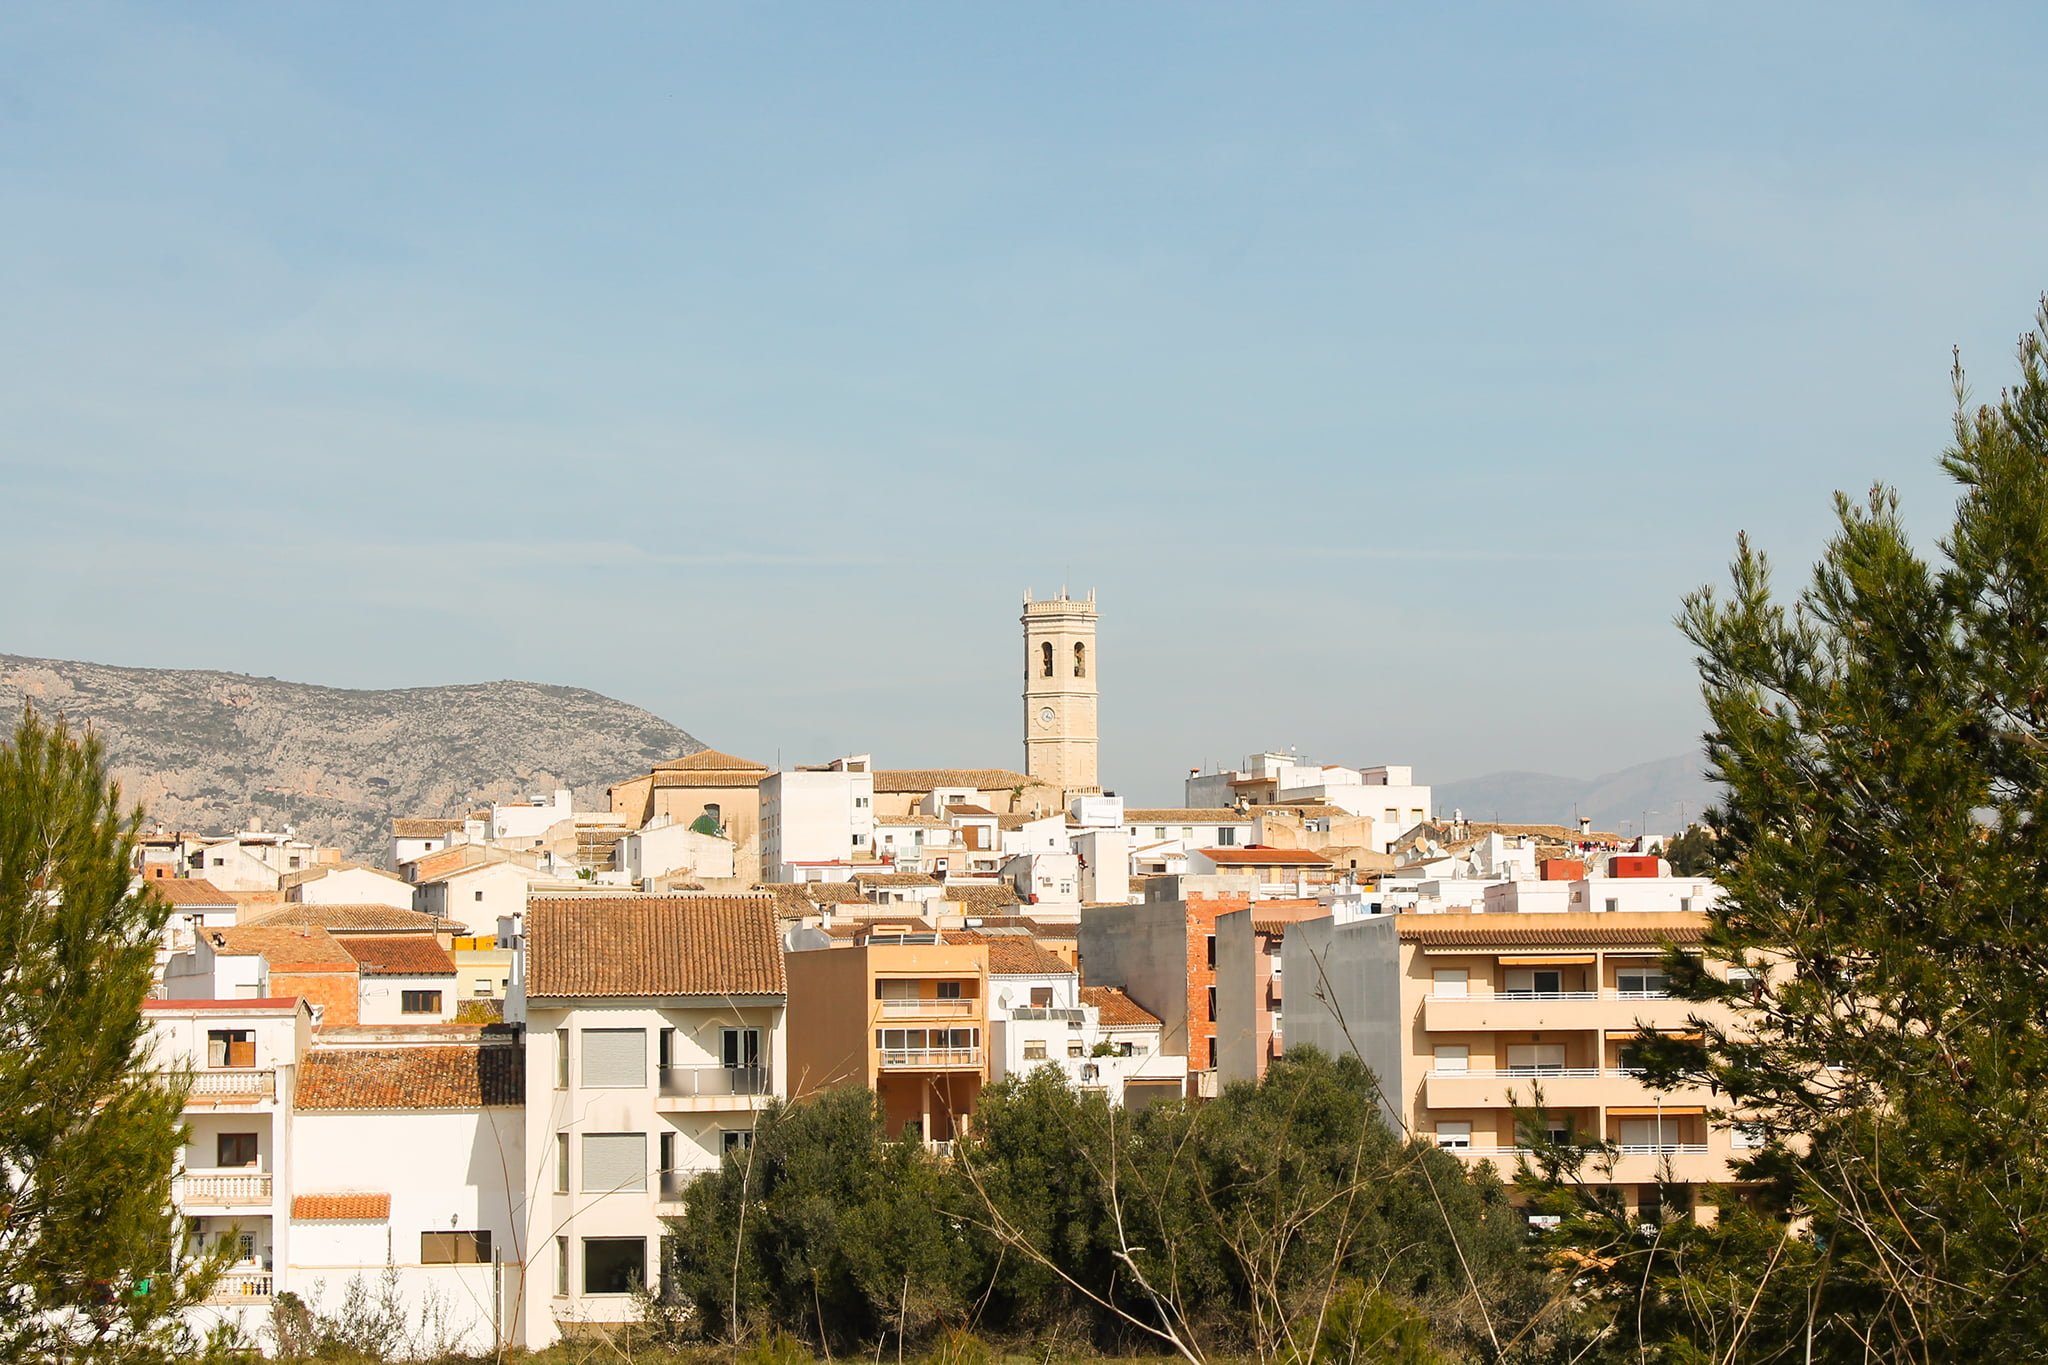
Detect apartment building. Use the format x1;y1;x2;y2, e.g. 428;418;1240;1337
1077;881;1253;1090
1213;901;1328;1085
1283;907;1742;1217
969;930;1186;1105
1186;755;1431;854
518;894;788;1345
785;927;990;1145
760;755;878;881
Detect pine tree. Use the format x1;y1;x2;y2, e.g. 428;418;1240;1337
0;706;231;1360
1537;301;2048;1360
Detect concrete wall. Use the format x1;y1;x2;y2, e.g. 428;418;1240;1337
1279;915;1404;1129
1078;902;1195;1060
1214;908;1259;1086
294;867;416;910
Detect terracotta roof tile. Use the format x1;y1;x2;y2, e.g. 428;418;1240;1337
853;871;941;888
341;935;456;976
293;1193;391;1221
403;845;500;882
943;883;1022;912
944;804;996;818
1081;986;1160;1029
872;768;1047;794
947;932;1072;977
1198;847;1334;867
1123;809;1247;824
209;925;356;971
652;749;769;772
1396;911;1707;947
296;1044;523;1110
391;818;465;839
527;895;786;998
151;878;236;908
246;904;448;933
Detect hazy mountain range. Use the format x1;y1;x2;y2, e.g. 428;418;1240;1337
0;654;702;859
1435;753;1720;836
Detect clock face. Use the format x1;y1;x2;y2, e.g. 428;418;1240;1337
1038;706;1056;727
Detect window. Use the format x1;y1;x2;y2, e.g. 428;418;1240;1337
1153;827;1167;839
722;1130;754;1153
1433;1045;1469;1075
582;1029;647;1088
582;1238;646;1296
722;1027;762;1072
1205;935;1216;968
556;1135;570;1193
1435;1121;1472;1150
1604;897;1620;913
1068;1041;1084;1058
855;796;869;808
555;1237;569;1296
1073;642;1086;677
555;1028;570;1089
1206;1038;1217;1069
583;1133;647;1193
853;834;866;847
287;856;302;869
1383;808;1398;824
421;1230;492;1264
206;1029;255;1068
217;1133;258;1168
1217;826;1237;846
1029;986;1053;1007
475;890;485;902
1732;1122;1766;1150
473;979;494;997
1617;968;1670;998
1506;1044;1566;1074
1432;969;1469;999
1206;986;1216;1022
1040;642;1054;678
1023;1040;1048;1060
658;1131;675;1174
1679;896;1694;913
1504;969;1562;997
401;990;442;1014
936;981;962;1000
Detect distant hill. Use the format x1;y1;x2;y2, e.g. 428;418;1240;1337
1435;753;1720;835
0;654;703;859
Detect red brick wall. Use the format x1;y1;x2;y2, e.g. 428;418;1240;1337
1184;891;1251;1076
271;971;358;1026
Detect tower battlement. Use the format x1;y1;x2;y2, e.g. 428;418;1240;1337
1021;588;1100;801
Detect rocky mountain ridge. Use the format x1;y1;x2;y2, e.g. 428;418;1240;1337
0;654;702;859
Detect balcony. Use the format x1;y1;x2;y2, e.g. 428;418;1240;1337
658;1170;692;1206
175;1170;273;1207
206;1269;274;1302
1422;990;1718;1033
656;1066;772;1112
881;998;978;1018
1424;1068;1715;1111
878;1046;982;1070
1007;1007;1086;1024
181;1069;278;1105
1446;1143;1724;1184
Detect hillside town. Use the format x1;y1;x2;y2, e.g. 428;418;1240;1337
129;590;1730;1351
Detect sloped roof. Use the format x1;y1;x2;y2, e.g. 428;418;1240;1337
947;931;1071;977
1198;847;1334;867
1396;911;1707;947
1124;809;1247;824
853;871;941;889
292;1193;391;1221
1081;985;1161;1029
527;895;786;998
944;883;1022;913
341;935;456;977
652;749;768;772
208;925;356;972
403;845;502;882
295;1044;524;1110
391;818;465;839
245;904;448;933
151;878;235;908
872;768;1045;794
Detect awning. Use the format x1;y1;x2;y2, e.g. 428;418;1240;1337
1498;955;1595;967
1605;1029;1702;1041
1607;1105;1705;1117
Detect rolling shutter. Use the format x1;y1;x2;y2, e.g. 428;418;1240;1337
581;1029;646;1089
583;1133;647;1193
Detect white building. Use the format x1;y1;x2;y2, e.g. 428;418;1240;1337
975;934;1184;1107
489;790;574;847
760;757;876;882
389;817;472;869
616;818;738;888
284;862;417;911
416;858;550;937
1186;754;1431;854
516;895;788;1346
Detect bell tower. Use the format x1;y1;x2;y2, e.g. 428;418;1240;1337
1022;588;1099;800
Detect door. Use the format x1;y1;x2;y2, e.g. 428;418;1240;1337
1506;1044;1566;1074
1433;1044;1469;1075
1432;969;1468;999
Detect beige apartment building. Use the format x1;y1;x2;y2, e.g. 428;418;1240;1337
785;929;990;1145
1284;909;1745;1215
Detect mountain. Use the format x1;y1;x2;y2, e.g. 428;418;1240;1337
1434;753;1721;835
0;654;702;859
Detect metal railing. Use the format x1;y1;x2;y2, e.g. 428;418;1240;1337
881;998;976;1017
1424;990;1674;1002
1447;1142;1708;1158
659;1066;769;1098
1006;1007;1086;1023
184;1069;277;1101
208;1270;274;1301
878;1046;981;1068
658;1170;691;1202
1427;1067;1650;1080
175;1171;272;1205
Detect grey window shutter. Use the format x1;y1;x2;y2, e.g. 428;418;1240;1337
581;1029;646;1089
583;1133;647;1193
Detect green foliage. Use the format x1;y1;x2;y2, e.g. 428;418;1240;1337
735;1328;816;1365
1527;299;2048;1360
0;706;237;1362
1658;816;1721;876
1277;1281;1447;1365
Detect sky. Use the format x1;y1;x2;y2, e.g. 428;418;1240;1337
3;3;2045;804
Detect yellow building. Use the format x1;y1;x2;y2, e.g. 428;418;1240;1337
785;928;990;1146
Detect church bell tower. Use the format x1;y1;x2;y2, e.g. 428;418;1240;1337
1022;588;1099;800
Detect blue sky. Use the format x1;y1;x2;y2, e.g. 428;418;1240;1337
3;3;2044;801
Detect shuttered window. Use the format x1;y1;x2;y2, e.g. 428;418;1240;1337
581;1029;646;1089
583;1132;647;1194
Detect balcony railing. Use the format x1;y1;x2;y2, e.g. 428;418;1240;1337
1007;1007;1086;1023
881;998;977;1017
659;1066;769;1099
184;1069;277;1101
1446;1143;1708;1159
176;1171;272;1205
1424;990;1674;1003
1428;1067;1647;1080
658;1170;691;1203
878;1046;982;1069
207;1270;274;1302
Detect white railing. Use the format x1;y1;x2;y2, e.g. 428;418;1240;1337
1428;1067;1649;1081
208;1269;274;1301
1007;1007;1086;1023
1425;991;1674;1003
175;1171;272;1205
1616;1143;1709;1156
185;1070;277;1101
878;1047;982;1068
659;1066;769;1098
881;998;976;1017
1609;988;1673;1000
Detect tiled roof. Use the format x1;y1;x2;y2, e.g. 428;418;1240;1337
245;904;448;933
948;932;1071;977
945;804;996;818
208;926;356;971
282;862;409;890
822;918;933;938
403;845;499;882
1396;911;1707;947
872;768;1046;794
292;1193;391;1221
1124;809;1247;824
151;878;235;907
1081;986;1161;1029
392;818;465;839
527;896;786;998
877;815;949;828
944;883;1022;912
853;871;941;888
342;935;456;977
652;749;769;772
1198;847;1333;867
295;1044;524;1110
961;914;1075;938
